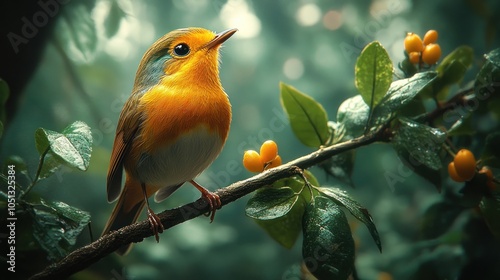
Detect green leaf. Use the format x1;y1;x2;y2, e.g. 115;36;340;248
246;187;299;220
337;95;369;138
317;187;382;252
431;46;474;99
319;150;356;186
302;196;355;280
436;46;474;85
399;98;427;119
485;48;500;68
254;196;305;249
479;193;500;238
393;117;446;170
35;121;93;171
32;199;91;260
447;113;476;136
474;48;500;114
371;71;437;125
35;129;50;155
59;4;98;61
280;82;329;147
355;41;393;108
393;148;442;191
104;0;125;38
247;183;307;248
327;121;346;145
38;153;64;180
475;60;500;104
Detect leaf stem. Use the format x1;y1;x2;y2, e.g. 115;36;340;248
298;170;317;202
20;147;50;200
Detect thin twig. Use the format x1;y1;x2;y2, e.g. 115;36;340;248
419;86;475;124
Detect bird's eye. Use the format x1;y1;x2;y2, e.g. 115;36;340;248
173;43;190;56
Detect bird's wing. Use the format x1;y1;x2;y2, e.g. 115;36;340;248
107;94;143;202
154;183;184;202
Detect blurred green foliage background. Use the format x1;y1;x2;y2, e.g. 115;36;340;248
1;0;500;279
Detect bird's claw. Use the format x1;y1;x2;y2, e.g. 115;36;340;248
201;191;221;222
147;207;164;242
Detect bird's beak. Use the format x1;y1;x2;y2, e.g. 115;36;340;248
205;28;238;50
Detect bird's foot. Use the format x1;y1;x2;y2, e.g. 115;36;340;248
201;190;221;222
190;180;221;222
147;207;164;242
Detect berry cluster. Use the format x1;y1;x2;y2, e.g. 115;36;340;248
404;30;441;65
448;149;496;191
243;140;282;173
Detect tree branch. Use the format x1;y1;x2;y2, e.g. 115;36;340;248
30;126;389;280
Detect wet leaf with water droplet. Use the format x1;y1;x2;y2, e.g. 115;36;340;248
393;117;447;170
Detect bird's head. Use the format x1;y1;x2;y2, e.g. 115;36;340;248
134;27;237;92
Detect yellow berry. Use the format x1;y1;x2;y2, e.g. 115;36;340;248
267;155;282;169
423;30;438;45
448;162;465;182
422;43;441;65
404;33;424;53
409;52;420;64
260;140;278;164
243;150;264;173
454;149;476;181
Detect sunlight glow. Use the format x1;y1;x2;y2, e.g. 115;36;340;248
220;0;261;38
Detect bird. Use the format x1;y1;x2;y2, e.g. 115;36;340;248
101;27;237;254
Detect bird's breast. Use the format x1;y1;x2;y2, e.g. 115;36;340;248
134;125;224;187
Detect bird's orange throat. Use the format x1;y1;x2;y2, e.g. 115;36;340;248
138;68;231;153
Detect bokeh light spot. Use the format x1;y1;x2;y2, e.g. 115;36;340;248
323;10;343;30
283;58;304;80
296;4;321;26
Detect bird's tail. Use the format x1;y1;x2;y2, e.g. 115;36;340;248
101;178;145;255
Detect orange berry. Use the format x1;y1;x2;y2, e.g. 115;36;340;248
479;166;496;191
409;52;420;64
422;43;441;65
423;30;438;45
454;149;476;181
448;162;466;182
479;166;493;180
266;155;282;169
260;140;278;164
404;33;424;53
243;150;264;173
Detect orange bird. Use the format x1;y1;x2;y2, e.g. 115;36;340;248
102;27;237;254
